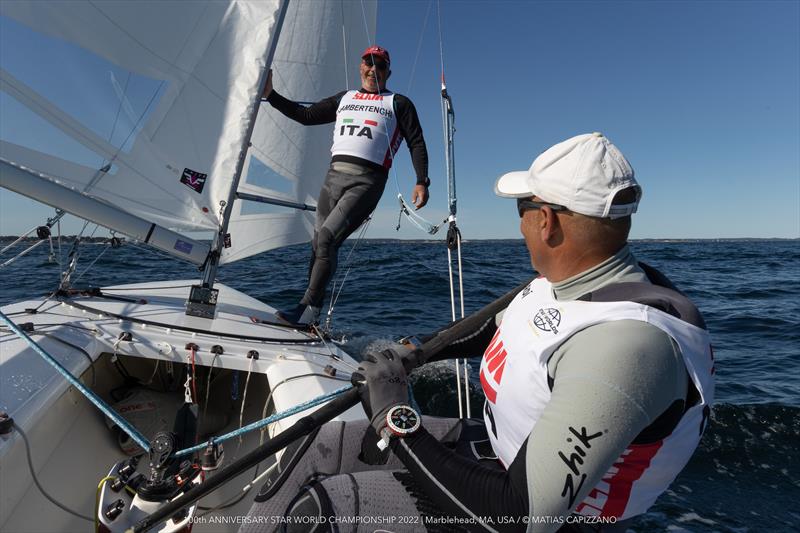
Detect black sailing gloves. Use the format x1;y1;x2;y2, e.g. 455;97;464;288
351;346;420;433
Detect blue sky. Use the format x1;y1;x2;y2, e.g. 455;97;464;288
376;0;800;240
1;0;798;240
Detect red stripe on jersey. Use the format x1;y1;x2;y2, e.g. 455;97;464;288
577;440;664;517
494;359;506;383
480;368;497;403
484;340;504;364
382;127;402;168
487;347;507;373
365;119;378;126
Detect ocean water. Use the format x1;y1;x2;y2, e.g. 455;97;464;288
1;238;798;531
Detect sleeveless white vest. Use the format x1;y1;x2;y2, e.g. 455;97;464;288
331;90;400;168
480;277;714;519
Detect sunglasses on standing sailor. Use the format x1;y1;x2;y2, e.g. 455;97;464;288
362;57;389;70
517;198;569;218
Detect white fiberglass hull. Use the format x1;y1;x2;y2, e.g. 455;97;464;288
0;281;364;532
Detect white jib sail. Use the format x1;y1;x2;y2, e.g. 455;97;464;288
1;0;285;235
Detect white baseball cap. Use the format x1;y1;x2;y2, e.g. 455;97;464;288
494;132;641;219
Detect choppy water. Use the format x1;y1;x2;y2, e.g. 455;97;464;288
1;238;798;531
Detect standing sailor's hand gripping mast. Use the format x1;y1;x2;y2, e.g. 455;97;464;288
261;69;273;100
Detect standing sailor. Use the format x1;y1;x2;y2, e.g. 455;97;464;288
263;45;430;326
243;133;714;532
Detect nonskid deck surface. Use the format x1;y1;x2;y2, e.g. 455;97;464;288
0;280;365;532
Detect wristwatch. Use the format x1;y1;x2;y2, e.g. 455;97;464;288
416;177;431;187
376;404;421;451
398;335;422;349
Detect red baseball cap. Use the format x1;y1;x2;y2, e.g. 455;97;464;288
361;45;390;65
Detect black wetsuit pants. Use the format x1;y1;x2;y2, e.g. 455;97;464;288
300;165;387;308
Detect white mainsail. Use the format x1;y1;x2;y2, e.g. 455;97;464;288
0;0;283;234
1;0;375;266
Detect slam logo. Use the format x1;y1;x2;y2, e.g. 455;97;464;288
533;308;561;334
480;329;507;403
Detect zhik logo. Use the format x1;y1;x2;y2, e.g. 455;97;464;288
559;426;604;508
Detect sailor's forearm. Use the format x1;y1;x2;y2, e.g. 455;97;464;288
392;427;529;531
266;90;340;125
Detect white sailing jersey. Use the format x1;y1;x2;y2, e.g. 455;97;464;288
480;277;714;519
331;90;400;168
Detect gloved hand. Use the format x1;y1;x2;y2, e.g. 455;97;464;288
351;346;418;433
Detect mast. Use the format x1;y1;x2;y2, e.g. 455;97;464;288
187;0;291;317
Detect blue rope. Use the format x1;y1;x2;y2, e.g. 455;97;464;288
0;310;151;452
174;384;354;457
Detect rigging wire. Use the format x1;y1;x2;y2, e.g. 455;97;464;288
0;239;47;269
0;223;43;255
325;215;373;329
406;0;434;95
70;240;112;286
340;0;350;90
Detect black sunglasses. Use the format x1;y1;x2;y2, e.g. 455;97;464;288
517;199;568;218
362;57;388;70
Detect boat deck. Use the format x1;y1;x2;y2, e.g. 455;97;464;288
0;281;364;532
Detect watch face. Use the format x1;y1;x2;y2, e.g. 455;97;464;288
386;405;420;436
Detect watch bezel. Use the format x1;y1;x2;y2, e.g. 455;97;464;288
385;404;421;437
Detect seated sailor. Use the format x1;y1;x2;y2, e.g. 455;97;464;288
242;133;714;532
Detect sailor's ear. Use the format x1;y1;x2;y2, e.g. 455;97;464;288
387;69;392;80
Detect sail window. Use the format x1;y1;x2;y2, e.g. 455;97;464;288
243;156;296;197
240;200;297;216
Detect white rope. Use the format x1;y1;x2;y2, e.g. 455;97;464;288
456;230;469;417
456;231;465;319
448;245;463;418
